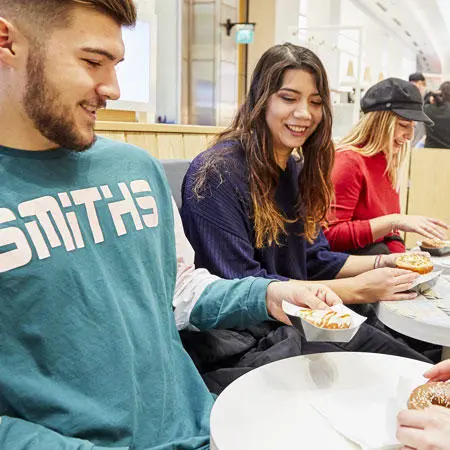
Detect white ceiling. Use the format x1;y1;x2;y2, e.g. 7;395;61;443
352;0;450;76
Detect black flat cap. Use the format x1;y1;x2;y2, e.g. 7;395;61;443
409;72;426;82
361;77;433;126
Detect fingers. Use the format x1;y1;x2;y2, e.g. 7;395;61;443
424;360;450;381
300;289;330;310
313;285;343;306
391;271;420;286
407;251;430;258
418;226;442;240
425;405;450;417
324;290;343;306
396;410;427;449
392;284;418;296
396;426;424;450
427;217;450;230
419;219;447;240
398;409;427;428
382;291;418;301
387;268;420;278
397;407;450;449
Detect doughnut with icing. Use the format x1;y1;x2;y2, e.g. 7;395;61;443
395;253;433;275
421;238;450;249
298;309;351;329
407;381;450;410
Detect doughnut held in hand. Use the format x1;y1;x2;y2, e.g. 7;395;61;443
407;381;450;410
395;253;434;275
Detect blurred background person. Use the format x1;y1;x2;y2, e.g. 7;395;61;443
325;78;448;255
409;72;427;148
409;72;427;97
425;81;450;149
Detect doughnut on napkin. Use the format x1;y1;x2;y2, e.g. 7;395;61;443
309;376;424;449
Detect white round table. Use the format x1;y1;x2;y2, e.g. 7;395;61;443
376;275;450;360
210;352;431;450
376;302;450;347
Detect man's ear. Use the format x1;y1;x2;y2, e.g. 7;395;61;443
0;17;21;66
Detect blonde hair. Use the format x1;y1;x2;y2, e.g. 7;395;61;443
337;110;409;188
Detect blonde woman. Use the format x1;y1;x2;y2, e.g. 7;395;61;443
325;78;448;255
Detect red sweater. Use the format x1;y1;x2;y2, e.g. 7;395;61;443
324;149;405;253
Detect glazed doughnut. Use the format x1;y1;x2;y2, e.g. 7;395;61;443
395;253;434;275
298;309;351;329
421;238;450;249
407;381;450;410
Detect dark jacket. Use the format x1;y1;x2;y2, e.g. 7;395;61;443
425;102;450;148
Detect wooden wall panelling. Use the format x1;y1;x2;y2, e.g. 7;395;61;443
183;134;208;159
97;109;137;122
94;122;223;159
205;133;218;148
97;131;126;142
125;132;159;158
404;148;450;248
156;134;185;159
399;147;411;215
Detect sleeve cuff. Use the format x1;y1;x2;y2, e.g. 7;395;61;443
245;277;273;324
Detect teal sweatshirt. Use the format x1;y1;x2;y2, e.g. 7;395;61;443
0;138;271;449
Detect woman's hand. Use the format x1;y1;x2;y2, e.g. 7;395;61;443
265;282;342;325
353;267;419;302
423;359;450;382
393;214;449;241
397;406;450;450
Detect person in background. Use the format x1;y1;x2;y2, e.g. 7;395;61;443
409;72;427;97
424;90;439;106
409;72;427;148
425;81;450;149
397;359;450;450
0;2;342;449
181;44;432;394
325;78;448;255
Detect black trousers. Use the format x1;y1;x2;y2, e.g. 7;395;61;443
180;321;431;395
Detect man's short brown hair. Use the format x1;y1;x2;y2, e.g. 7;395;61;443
1;0;136;43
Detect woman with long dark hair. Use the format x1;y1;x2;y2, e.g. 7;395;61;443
179;44;430;394
182;44;418;297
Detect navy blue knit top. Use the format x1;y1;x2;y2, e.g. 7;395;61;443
181;141;348;281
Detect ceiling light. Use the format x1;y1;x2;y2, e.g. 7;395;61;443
376;2;387;12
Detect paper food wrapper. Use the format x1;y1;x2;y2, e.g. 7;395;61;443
409;270;442;291
309;376;424;450
282;302;366;343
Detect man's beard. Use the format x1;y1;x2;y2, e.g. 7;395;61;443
23;49;99;152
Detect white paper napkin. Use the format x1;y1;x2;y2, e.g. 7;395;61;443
309;377;422;450
410;270;442;290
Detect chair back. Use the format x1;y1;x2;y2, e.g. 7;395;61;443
160;159;191;209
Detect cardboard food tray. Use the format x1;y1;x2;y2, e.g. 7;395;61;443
282;302;366;343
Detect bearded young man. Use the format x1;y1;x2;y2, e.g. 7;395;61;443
0;1;345;449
